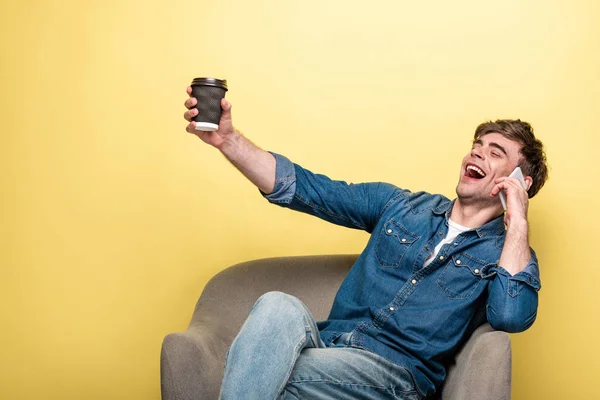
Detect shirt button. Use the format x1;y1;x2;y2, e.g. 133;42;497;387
439;256;445;261
401;238;406;242
387;229;393;234
474;269;480;274
439;232;443;236
389;307;395;311
411;279;417;284
456;260;461;265
425;247;430;251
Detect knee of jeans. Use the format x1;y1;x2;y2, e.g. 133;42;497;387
253;291;302;315
256;291;295;306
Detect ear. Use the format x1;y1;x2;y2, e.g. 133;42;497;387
524;176;533;192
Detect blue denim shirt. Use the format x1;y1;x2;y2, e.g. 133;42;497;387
264;153;541;397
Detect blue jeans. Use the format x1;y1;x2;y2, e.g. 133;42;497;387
219;292;422;400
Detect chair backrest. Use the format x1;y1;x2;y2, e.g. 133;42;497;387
190;254;357;343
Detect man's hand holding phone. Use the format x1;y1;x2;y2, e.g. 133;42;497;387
498;167;527;210
491;167;531;227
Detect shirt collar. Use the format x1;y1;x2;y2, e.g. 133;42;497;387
432;199;505;238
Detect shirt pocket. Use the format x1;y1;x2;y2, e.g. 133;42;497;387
436;253;487;300
374;219;419;268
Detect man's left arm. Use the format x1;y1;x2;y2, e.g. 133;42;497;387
486;176;542;333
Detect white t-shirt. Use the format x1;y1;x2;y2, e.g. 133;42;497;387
423;219;472;268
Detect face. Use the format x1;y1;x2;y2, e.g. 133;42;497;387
456;132;522;206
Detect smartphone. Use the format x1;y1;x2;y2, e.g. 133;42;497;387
499;167;527;210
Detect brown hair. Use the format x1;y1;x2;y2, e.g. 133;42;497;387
474;119;548;198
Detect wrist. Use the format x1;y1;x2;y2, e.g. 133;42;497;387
506;216;528;233
216;128;241;152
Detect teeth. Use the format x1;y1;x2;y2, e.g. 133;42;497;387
467;165;486;177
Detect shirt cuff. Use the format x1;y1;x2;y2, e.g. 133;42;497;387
495;256;541;292
261;152;297;204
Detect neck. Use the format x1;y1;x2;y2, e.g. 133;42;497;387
451;199;503;229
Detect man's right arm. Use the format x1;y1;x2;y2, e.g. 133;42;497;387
184;87;403;233
183;86;276;194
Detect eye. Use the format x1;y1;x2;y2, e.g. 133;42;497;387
491;152;502;158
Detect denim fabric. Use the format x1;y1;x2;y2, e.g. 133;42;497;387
219;292;422;400
264;153;541;397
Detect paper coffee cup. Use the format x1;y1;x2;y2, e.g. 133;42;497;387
190;78;228;132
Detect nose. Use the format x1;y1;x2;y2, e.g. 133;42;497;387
471;148;484;160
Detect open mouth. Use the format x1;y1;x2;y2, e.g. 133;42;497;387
465;164;486;179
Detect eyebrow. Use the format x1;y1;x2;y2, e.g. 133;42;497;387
473;139;508;156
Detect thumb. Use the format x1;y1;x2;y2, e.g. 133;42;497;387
220;98;232;123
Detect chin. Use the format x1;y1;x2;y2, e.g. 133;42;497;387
456;188;487;205
455;183;472;199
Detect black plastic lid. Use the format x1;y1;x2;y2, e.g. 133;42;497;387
191;77;228;90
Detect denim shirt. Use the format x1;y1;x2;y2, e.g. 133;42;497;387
263;153;541;397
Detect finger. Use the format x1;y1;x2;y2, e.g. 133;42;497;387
491;179;526;199
495;176;524;189
183;108;198;122
186;121;197;133
187;86;192;95
490;181;508;197
493;177;520;192
184;97;197;109
503;178;526;196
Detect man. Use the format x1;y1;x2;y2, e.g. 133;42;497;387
183;88;548;399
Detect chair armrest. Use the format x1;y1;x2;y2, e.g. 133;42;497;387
161;318;231;400
442;323;511;400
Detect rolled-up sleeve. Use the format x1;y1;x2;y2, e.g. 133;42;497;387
262;152;297;204
261;152;403;233
486;250;541;333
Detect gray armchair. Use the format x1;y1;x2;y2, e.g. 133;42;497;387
161;255;511;399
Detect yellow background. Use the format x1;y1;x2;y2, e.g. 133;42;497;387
1;0;598;398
